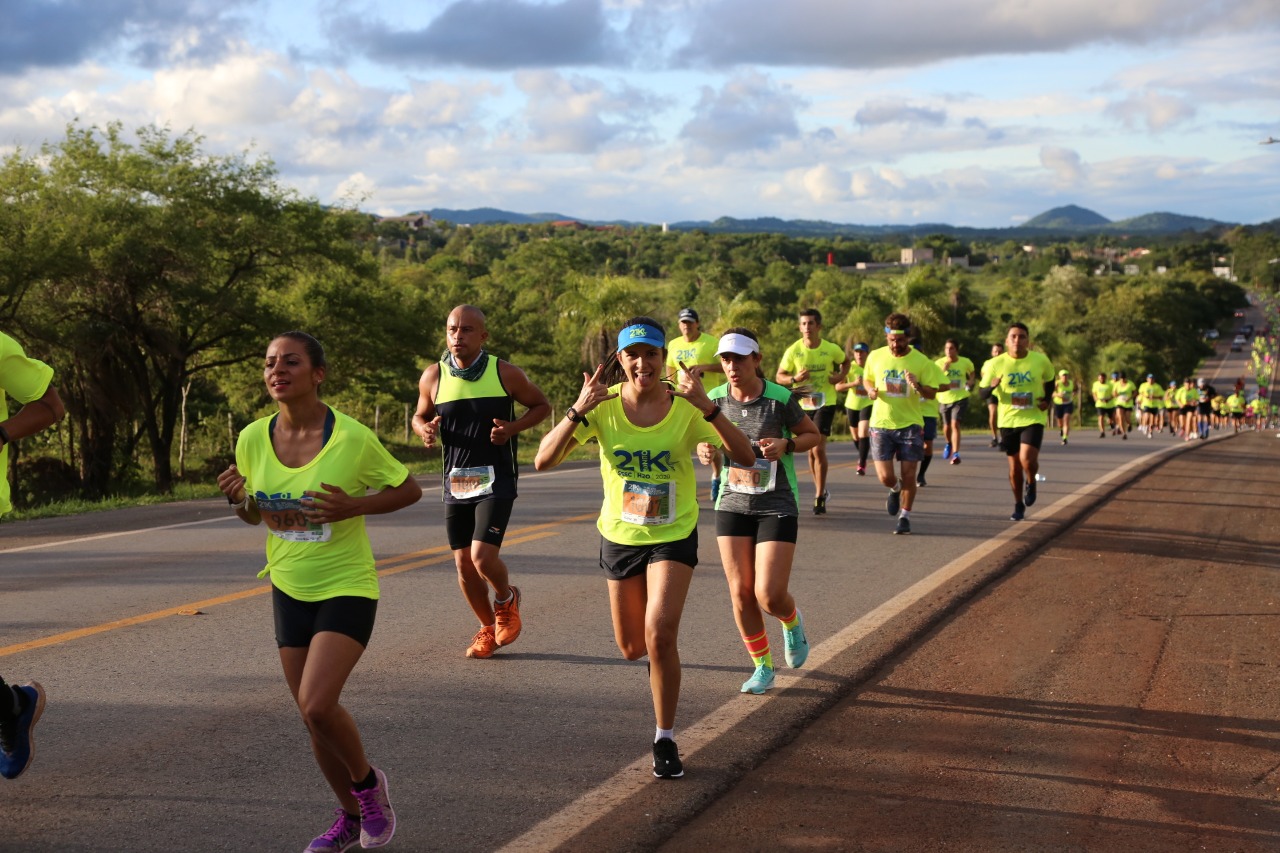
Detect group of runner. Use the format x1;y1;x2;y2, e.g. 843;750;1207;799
4;302;1266;853
1085;371;1271;443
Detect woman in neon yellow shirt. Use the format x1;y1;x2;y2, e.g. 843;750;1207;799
218;331;422;852
535;316;753;779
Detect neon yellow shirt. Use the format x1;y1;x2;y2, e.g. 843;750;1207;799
1052;378;1075;405
864;346;946;430
1112;380;1136;409
1137;381;1162;408
0;331;55;517
842;363;872;410
1164;387;1180;409
779;338;847;411
934;356;975;405
574;387;721;546
1092;381;1114;406
236;408;410;602
666;333;721;394
988;351;1055;428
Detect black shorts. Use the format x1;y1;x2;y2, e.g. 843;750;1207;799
1197;403;1213;416
715;511;799;544
599;530;698;580
1142;406;1160;415
272;586;377;649
1232;412;1244;419
444;497;514;551
922;416;938;442
1096;406;1114;415
806;405;837;436
940;400;969;423
1053;403;1075;419
1181;405;1196;415
1000;423;1045;456
845;406;871;426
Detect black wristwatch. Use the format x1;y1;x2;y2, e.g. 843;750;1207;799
565;406;589;426
785;437;795;453
703;404;722;422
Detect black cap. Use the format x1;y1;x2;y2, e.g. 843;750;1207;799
678;308;699;322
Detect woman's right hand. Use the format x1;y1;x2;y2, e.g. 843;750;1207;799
217;464;247;504
574;364;618;414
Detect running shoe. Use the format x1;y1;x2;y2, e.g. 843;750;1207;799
305;809;361;853
856;464;866;476
942;443;952;460
893;515;911;535
917;475;927;487
351;767;395;848
710;478;721;504
0;681;44;780
950;454;961;465
1011;503;1025;521
813;490;828;515
783;612;809;668
989;437;999;447
465;626;498;659
1121;431;1127;441
653;738;684;779
494;586;522;646
1099;431;1105;438
740;664;776;694
1024;479;1037;507
886;487;901;517
1061;437;1068;446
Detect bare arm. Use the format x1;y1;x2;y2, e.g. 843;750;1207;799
411;364;442;448
535;364;616;471
492;361;552;445
1;385;65;443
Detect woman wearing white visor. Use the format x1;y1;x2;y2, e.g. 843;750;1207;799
697;329;820;694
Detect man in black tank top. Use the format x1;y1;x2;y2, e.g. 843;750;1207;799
413;305;551;659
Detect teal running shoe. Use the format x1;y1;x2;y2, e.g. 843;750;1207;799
783;612;809;669
740;664;775;694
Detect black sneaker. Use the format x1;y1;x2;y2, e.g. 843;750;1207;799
813;490;828;515
886;488;901;516
989;437;999;447
916;475;927;487
1011;503;1025;521
653;738;684;779
893;516;911;535
1024;479;1037;507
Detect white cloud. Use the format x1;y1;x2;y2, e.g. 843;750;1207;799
1104;90;1196;133
1040;145;1086;186
679;71;804;166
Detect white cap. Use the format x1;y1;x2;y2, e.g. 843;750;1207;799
716;332;760;357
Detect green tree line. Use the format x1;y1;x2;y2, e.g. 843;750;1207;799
1;123;1256;509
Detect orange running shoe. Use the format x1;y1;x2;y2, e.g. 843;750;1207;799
465;626;498;659
494;585;522;646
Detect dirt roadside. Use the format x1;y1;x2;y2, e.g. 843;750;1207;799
659;431;1280;852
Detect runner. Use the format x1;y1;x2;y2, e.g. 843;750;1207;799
935;340;975;465
981;322;1055;521
862;313;945;535
1194;377;1216;440
1112;371;1135;438
0;330;66;781
1164;381;1180;436
698;329;820;694
1136;373;1163;437
1052;370;1075;445
666;308;725;501
534;316;753;780
412;305;551;659
217;331;423;851
775;309;850;515
1178;378;1197;439
834;342;872;475
1225;388;1245;433
912;330;946;488
978;343;1003;447
1091;373;1115;438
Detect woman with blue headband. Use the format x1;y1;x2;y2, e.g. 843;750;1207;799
535;315;753;779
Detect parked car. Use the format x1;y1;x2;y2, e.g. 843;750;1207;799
1231;335;1247;352
1204;329;1220;340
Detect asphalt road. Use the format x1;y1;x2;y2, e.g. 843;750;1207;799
1;320;1266;852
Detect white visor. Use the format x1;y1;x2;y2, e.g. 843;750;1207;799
716;332;760;357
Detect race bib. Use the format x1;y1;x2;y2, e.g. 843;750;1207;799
1011;392;1033;409
621;480;675;526
1116;393;1130;405
448;465;495;500
258;497;331;543
884;377;907;398
854;385;869;398
800;392;825;411
726;457;777;495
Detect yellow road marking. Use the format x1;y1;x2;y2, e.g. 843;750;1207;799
0;513;597;658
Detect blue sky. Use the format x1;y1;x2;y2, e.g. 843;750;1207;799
2;0;1278;226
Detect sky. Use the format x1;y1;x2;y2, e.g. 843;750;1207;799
2;0;1279;227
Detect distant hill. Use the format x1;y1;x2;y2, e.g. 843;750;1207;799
380;205;1238;238
1022;205;1111;229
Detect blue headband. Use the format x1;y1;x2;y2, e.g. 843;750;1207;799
618;323;665;351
